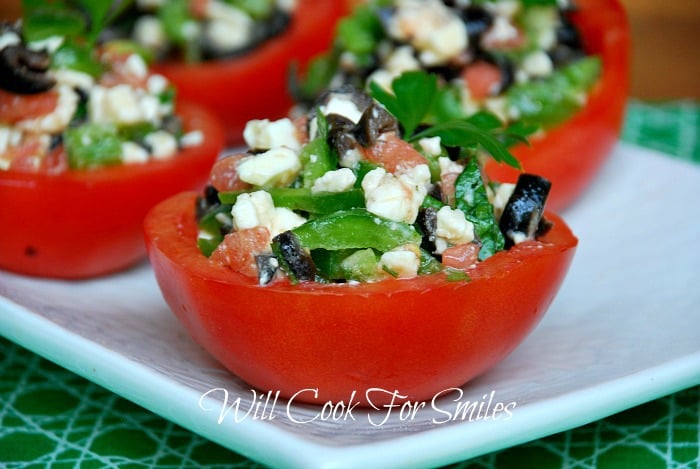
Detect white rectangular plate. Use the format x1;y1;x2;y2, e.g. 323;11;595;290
1;143;699;469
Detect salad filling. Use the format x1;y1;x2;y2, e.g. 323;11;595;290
0;6;204;174
294;0;601;133
106;0;297;63
196;80;553;286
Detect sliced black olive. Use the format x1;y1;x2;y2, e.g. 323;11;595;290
416;207;439;255
255;254;279;286
48;134;63;152
557;13;583;50
354;102;399;147
272;231;316;282
195;185;220;220
309;84;374;122
460;6;494;42
0;45;56;94
499;174;551;248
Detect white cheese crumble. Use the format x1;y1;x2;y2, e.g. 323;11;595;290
237;147;302;187
16;85;79;134
521;50;554;78
434;206;475;254
438;156;463;178
489;182;516;220
320;94;365;124
144;131;178;160
387;0;467;66
204;1;254;51
121;141;150;164
379;244;421;278
0;126;23;154
53;69;94;91
0;31;21;50
180;130;204;148
419;136;442;156
361;164;430;224
89;84;164;126
124;53;149;80
311;168;357;194
27;36;64;54
133;16;167;51
243;118;301;152
231;190;306;238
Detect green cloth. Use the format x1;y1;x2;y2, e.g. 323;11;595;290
1;100;699;468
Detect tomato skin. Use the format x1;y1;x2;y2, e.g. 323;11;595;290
145;192;577;406
153;0;349;145
485;0;630;211
0;103;224;279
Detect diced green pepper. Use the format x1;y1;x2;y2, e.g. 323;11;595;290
418;249;443;275
218;188;365;215
340;248;379;282
506;56;602;128
292;209;422;252
64;124;122;170
196;204;233;257
299;136;336;189
52;43;105;77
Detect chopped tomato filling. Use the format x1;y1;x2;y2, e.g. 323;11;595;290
210;226;272;277
0;89;59;124
361;132;427;173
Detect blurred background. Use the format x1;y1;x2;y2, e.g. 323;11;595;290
618;0;699;99
0;0;697;99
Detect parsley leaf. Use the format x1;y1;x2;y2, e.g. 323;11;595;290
454;158;505;260
412;120;522;170
369;71;437;138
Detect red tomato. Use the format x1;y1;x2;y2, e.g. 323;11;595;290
362;132;428;173
0;103;224;279
145;192;577;405
485;0;630;211
0;89;58;124
153;0;350;145
462;60;503;101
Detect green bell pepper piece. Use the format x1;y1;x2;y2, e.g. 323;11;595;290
292;208;422;252
218;188;365;215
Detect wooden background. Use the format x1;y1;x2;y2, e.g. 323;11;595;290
1;1;698;99
619;0;699;99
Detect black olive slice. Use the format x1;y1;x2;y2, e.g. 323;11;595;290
416;207;439;255
0;45;56;94
272;231;316;282
499;174;551;248
255;254;279;286
354;102;399;147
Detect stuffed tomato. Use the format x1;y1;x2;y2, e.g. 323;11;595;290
0;11;225;279
294;0;629;210
145;84;577;405
108;0;350;144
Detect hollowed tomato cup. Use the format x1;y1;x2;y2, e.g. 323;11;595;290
153;0;350;145
485;0;630;211
0;103;224;279
145;192;578;406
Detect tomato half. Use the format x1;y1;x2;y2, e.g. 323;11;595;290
0;103;224;279
153;0;350;145
145;192;577;406
485;0;630;211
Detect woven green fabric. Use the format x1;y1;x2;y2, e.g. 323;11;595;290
1;100;699;468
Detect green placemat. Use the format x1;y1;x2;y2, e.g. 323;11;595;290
1;99;699;468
